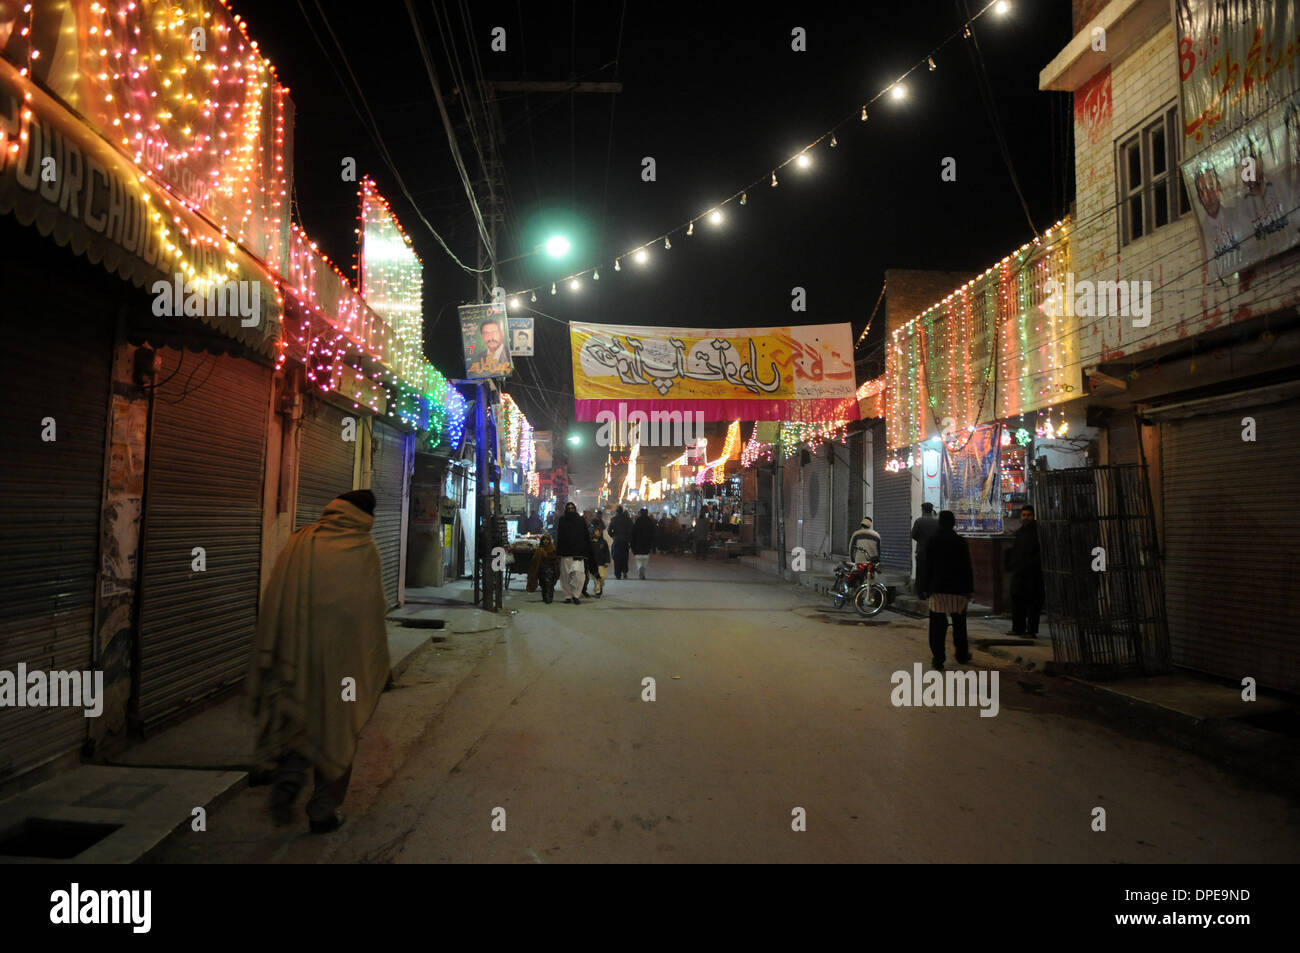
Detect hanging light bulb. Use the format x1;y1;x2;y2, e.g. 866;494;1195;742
928;56;937;71
664;236;671;249
771;171;778;187
551;282;557;295
614;257;621;271
593;268;600;280
569;278;580;291
687;220;694;236
891;84;907;100
509;297;518;309
861;106;868;121
709;209;722;225
795;153;811;169
531;291;537;302
635;249;648;264
963;25;972;38
740;192;747;205
830;134;838;147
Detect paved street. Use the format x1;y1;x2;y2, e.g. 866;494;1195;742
161;556;1299;864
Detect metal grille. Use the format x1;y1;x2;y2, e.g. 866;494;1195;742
136;350;270;731
371;420;411;608
1032;465;1170;678
1161;402;1300;693
0;271;112;782
295;399;357;530
872;422;912;571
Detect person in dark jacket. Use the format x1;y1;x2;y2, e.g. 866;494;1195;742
909;502;939;596
632;507;656;579
609;506;634;579
919;510;975;670
581;512;606;598
1006;505;1044;637
526;534;559;603
692;513;710;558
586;526;611;597
554;502;590;604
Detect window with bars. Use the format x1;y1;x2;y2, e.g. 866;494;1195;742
1117;105;1192;247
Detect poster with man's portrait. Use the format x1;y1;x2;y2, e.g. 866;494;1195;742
510;317;535;357
459;302;513;379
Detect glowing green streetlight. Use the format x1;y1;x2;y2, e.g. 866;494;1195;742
546;235;572;258
567;434;581;446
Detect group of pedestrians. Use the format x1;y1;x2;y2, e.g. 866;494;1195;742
526;503;663;604
908;501;1044;670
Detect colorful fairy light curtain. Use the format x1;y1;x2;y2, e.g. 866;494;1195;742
886;220;1074;452
739;418;851;469
358;177;424;383
498;394;536;474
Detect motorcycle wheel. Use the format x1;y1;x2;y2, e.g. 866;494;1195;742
831;579;848;609
853;583;888;617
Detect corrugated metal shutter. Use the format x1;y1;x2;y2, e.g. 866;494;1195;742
831;438;850;556
0;280;111;782
371;420;411;608
803;444;831;557
136;350;270;731
873;422;912;570
1162;400;1300;694
296;399;357;529
1108;411;1139;465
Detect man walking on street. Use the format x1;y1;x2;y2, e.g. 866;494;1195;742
609;505;633;579
632;506;656;579
909;502;939;597
248;489;391;834
1007;504;1044;637
555;501;590;604
919;509;975;671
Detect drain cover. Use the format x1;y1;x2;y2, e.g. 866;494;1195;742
0;818;122;859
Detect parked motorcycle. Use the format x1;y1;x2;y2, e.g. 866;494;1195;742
830;559;890;617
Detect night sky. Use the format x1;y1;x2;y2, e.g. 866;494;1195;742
241;0;1074;487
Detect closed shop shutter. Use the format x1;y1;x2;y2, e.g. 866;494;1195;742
371;420;411;608
0;278;112;782
831;438;850;556
803;444;831;557
873;423;912;570
296;399;357;529
136;350;270;731
846;431;865;553
1108;411;1139;465
1161;398;1300;694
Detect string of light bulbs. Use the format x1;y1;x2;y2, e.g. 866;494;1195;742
502;0;1016;308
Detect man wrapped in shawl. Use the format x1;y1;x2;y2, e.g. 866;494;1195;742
527;534;559;603
247;489;391;833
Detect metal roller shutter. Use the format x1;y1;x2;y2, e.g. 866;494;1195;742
371;420;411;608
136;350;270;731
1161;399;1300;693
0;281;112;782
803;444;831;558
873;422;912;571
296;400;357;529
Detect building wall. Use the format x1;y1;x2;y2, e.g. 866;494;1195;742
1071;18;1300;370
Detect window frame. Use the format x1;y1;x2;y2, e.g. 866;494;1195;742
1117;104;1191;247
